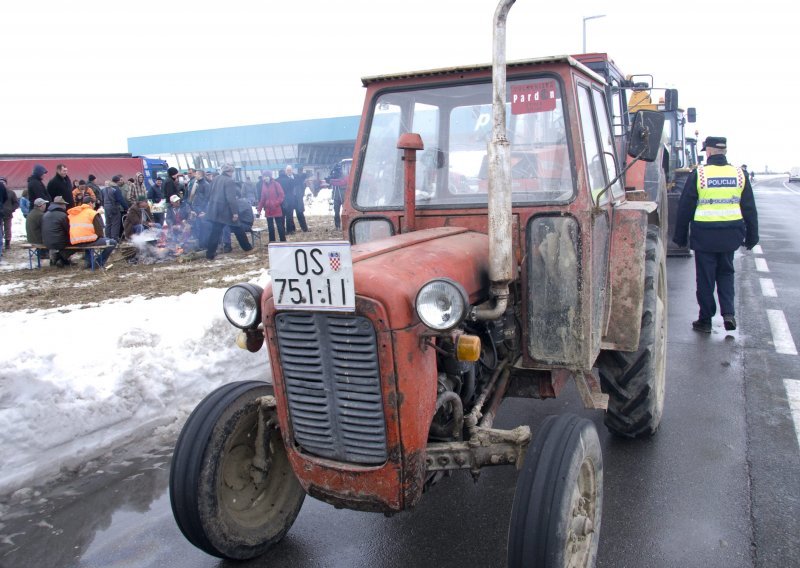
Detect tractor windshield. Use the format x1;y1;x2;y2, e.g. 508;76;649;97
355;75;574;209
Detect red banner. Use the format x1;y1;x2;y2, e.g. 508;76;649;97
511;81;557;115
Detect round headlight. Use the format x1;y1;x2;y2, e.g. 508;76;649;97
223;283;264;329
415;278;469;331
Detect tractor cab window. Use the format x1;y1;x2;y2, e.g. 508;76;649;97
355;76;574;209
577;85;622;203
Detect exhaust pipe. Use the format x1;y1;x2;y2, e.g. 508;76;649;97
472;0;515;321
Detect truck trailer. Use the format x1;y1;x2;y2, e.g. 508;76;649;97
0;154;169;192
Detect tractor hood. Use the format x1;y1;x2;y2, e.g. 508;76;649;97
350;227;490;330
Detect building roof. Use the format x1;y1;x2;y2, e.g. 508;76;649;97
127;115;361;155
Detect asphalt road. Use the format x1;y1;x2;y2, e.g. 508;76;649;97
1;176;798;568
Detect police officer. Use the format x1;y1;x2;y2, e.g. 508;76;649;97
673;136;759;333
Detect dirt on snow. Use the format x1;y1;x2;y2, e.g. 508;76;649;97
0;215;343;313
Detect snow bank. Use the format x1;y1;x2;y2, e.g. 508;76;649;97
0;282;271;495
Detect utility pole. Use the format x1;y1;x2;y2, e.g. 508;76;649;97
582;14;606;53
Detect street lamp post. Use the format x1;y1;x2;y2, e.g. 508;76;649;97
582;14;606;53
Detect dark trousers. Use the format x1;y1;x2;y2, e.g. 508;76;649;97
333;187;343;229
267;216;286;242
694;250;736;320
206;222;252;259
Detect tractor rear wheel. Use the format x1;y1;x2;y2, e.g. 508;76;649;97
169;381;305;560
597;226;667;438
508;414;603;568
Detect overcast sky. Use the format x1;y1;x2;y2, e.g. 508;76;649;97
2;0;796;171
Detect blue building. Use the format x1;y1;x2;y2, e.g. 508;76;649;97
127;115;360;182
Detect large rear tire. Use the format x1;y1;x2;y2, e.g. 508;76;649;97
597;226;667;438
169;381;306;560
508;414;603;568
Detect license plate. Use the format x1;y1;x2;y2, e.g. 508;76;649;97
268;241;355;311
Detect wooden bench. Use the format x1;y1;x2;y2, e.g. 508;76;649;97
20;243;111;271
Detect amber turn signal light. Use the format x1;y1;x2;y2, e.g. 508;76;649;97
456;334;481;362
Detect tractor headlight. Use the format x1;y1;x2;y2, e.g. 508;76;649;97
415;278;469;331
223;283;264;329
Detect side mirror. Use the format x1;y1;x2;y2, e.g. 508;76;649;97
627;110;665;163
687;107;697;123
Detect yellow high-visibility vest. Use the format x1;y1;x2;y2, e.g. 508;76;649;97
694;164;745;222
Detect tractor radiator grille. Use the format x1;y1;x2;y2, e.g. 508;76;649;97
275;312;387;465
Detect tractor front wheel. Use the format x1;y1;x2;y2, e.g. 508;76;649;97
508;414;603;568
169;381;305;560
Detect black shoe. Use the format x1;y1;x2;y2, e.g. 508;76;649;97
692;319;712;333
723;316;737;331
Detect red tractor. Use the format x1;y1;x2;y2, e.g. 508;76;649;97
169;2;667;566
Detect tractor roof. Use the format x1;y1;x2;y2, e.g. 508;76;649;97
361;55;605;86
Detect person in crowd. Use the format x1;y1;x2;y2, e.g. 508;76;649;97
42;196;73;267
20;189;31;218
127;172;148;204
27;164;50;204
187;169;211;248
86;174;102;197
164;167;181;203
102;175;129;240
2;180;19;249
241;176;257;206
205;163;253;260
148;178;166;224
67;196;117;268
26;198;49;264
165;194;194;248
673;136;759;333
124;195;159;239
47;164;74;208
205;170;216;184
237;193;254;234
71;179;80;195
71;180;96;208
280;165;308;234
27;198;48;244
0;177;7;257
255;171;286;242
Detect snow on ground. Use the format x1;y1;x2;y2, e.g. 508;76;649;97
0;191;336;495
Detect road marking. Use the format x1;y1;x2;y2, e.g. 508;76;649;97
767;310;798;355
783;379;800;447
752;245;763;255
759;278;777;297
755;258;769;272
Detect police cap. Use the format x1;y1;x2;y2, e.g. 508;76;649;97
702;136;727;150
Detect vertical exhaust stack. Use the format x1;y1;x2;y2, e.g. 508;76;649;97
472;0;515;321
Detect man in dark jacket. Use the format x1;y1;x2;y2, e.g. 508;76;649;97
205;164;253;260
2;181;19;249
41;196;73;267
27;164;50;205
26;198;48;246
673;136;759;333
47;164;74;208
277;165;308;234
102;176;130;240
163;167;181;203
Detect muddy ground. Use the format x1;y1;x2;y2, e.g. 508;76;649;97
0;215;343;313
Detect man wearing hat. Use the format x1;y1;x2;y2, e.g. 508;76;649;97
27;165;49;206
204;163;253;259
164;167;181;203
673;136;759;333
41;196;74;267
124;195;159;239
26;198;49;251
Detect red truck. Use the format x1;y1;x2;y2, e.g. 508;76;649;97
0;154;169;192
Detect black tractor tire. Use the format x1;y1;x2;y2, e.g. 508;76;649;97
597;226;667;438
508;414;603;568
169;381;306;560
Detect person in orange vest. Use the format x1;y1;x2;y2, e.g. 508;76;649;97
67;196;118;268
